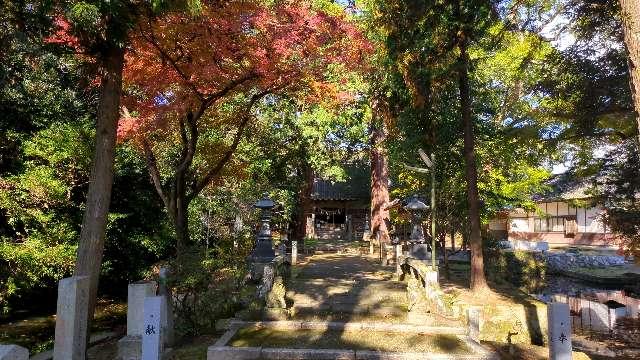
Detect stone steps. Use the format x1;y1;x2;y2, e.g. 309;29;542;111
208;321;495;360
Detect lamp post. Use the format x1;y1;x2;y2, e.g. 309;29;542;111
249;193;276;263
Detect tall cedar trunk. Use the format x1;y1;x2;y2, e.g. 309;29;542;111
294;163;314;245
620;0;640;143
370;109;390;243
73;45;125;336
458;34;488;291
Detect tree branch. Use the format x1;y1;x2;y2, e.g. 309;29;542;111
141;138;172;213
189;91;270;200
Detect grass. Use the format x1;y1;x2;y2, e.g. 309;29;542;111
229;327;473;353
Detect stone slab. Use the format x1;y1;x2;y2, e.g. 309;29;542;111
207;346;261;360
142;296;166;360
548;302;572;360
0;345;28;360
53;275;89;360
260;348;355;360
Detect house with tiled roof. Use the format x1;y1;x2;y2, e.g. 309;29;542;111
488;172;618;246
306;165;370;241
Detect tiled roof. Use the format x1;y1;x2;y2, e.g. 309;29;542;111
535;171;598;201
311;165;370;201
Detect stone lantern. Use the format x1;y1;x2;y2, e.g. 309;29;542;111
404;195;432;264
249;193;276;263
404;195;428;243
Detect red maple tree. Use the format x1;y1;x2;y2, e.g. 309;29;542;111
119;0;371;251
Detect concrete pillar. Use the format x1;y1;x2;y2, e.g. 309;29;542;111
142;296;166;360
127;281;158;336
291;240;298;265
0;345;28;360
467;307;481;343
118;281;157;360
548;302;572;360
53;276;89;360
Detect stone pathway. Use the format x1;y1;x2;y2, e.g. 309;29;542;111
208;249;499;359
288;253;408;321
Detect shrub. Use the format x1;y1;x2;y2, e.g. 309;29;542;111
166;236;253;337
486;249;546;292
0;239;76;315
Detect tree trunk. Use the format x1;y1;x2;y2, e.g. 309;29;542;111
370;101;390;244
174;195;190;255
620;0;640;143
73;45;125;338
294;162;314;246
458;34;488;292
451;226;455;252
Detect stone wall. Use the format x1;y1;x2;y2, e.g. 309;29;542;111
546;253;626;272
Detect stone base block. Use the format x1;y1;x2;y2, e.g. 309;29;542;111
207;346;261;360
118;335;142;360
261;348;355;359
0;345;28;360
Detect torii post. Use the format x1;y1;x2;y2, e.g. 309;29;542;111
404;149;437;270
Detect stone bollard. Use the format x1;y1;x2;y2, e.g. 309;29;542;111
118;281;157;360
0;345;28;360
395;244;402;276
53;276;89;360
548;302;572;360
142;296;167;360
467;307;481;343
291;240;298;265
158;268;174;347
380;241;387;266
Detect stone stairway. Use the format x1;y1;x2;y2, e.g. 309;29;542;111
208;252;497;359
287;254;409;321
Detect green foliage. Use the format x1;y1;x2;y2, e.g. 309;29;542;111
0;240;76;314
166;242;251;337
598;141;640;258
485;248;547;293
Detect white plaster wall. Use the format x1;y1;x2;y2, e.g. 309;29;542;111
557;202;569;216
510;218;531;232
585;207;606;233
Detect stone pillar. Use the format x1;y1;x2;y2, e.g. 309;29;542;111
118;281;157;360
395;244;402;276
424;269;438;287
128;281;158;336
53;276;89;360
158;268;174;347
467;307;481;343
548;302;572;360
291;240;298;265
0;345;28;360
142;296;166;360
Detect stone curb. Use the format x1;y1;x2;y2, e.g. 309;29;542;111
221;319;466;334
261;348;355;359
207;346;498;360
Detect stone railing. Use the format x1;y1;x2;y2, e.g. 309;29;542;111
398;254;457;319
